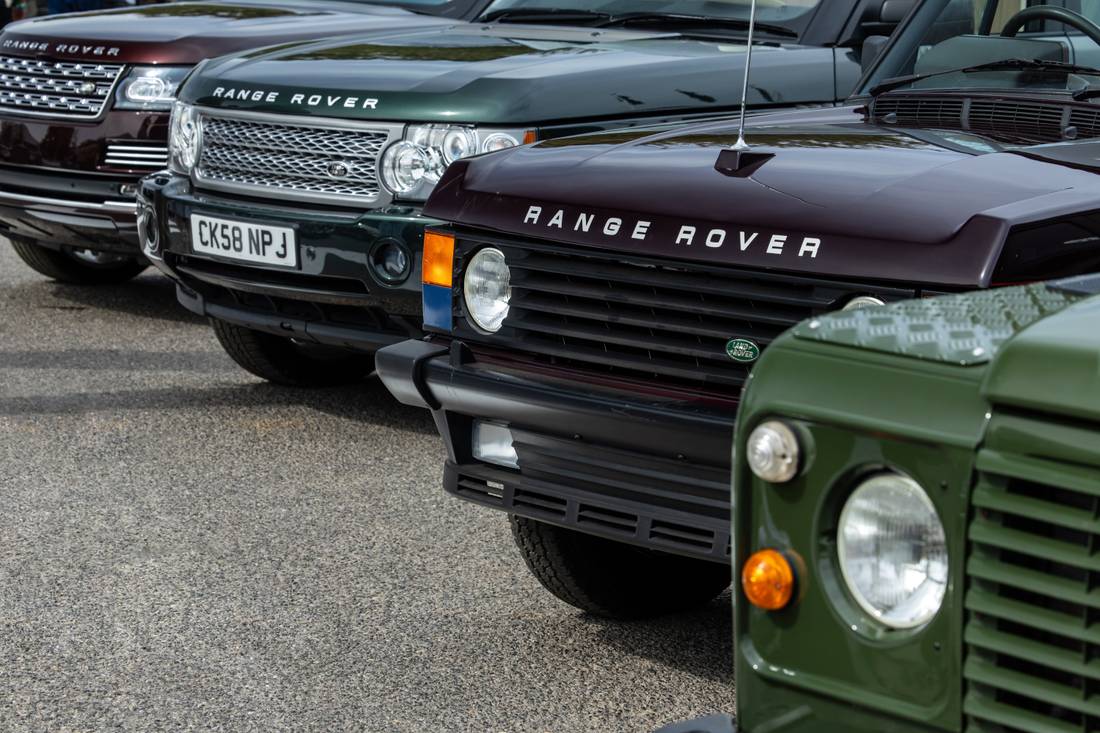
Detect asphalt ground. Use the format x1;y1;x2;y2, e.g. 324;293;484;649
0;241;735;733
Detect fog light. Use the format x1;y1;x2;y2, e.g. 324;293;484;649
369;240;411;285
746;420;800;483
138;206;160;255
742;549;794;611
472;421;518;469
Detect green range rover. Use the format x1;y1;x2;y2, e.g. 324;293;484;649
722;274;1100;732
136;0;905;386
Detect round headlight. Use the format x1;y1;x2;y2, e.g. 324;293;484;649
746;420;800;483
441;127;477;165
838;473;948;629
381;142;430;195
843;295;886;311
481;132;520;154
463;247;511;333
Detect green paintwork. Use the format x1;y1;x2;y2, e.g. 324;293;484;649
179;24;844;125
731;281;1099;732
725;338;760;363
791;284;1083;366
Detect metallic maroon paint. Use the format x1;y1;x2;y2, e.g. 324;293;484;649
0;1;463;262
424;104;1100;289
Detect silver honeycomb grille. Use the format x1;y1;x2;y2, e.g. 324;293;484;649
0;56;124;118
195;112;397;206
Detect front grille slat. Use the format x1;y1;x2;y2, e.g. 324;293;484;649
455;239;912;396
0;56;123;118
103;140;168;170
196;113;394;206
965;420;1100;733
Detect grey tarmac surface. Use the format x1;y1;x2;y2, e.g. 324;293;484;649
0;242;734;733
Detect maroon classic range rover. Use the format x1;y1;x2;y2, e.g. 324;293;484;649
0;0;485;285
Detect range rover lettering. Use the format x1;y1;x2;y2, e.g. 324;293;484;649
139;0;900;386
0;0;487;285
376;0;1100;618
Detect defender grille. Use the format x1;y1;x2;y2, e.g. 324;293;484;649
0;56;123;118
196;113;393;206
452;240;911;395
103;140;168;170
964;414;1100;732
871;94;1089;144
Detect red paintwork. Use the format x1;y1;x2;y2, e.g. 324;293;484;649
0;110;168;175
0;2;447;63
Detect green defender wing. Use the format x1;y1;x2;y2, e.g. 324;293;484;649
732;276;1100;733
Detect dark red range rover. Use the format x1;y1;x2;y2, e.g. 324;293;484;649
0;0;485;284
377;0;1100;619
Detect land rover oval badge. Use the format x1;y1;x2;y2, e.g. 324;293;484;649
726;338;760;363
327;162;351;178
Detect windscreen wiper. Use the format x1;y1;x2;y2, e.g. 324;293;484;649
479;7;613;24
869;58;1100;97
598;13;798;38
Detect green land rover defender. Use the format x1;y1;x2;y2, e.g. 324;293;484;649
729;274;1100;732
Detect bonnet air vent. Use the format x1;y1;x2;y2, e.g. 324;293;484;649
967;100;1064;140
873;96;965;127
871;95;1093;143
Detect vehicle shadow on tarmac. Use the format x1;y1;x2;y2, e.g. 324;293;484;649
585;590;734;685
25;272;202;325
0;373;439;435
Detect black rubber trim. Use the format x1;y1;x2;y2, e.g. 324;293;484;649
376;340;449;410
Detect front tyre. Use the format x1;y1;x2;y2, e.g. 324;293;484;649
211;319;375;387
510;516;730;619
10;239;147;284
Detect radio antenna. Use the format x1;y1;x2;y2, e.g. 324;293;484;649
731;0;758;151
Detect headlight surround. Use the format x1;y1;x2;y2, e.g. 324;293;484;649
168;101;201;175
837;473;948;629
380;125;526;201
115;66;191;111
463;247;511;333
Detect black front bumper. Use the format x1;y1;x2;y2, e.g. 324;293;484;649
139;173;425;352
377;339;736;564
0;165;142;254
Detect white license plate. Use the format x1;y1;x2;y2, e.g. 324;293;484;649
190;214;297;268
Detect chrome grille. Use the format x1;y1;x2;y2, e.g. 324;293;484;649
103;140;168;169
964;413;1100;732
0;56;123;118
196;112;395;206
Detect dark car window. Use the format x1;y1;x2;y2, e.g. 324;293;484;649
861;0;1100;94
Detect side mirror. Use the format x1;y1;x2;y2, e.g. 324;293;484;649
862;34;890;73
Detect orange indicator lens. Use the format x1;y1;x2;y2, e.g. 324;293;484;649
422;231;455;288
741;549;795;611
523;130;537;145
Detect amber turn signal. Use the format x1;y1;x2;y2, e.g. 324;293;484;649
523;130;537;145
422;231;455;288
742;549;795;611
